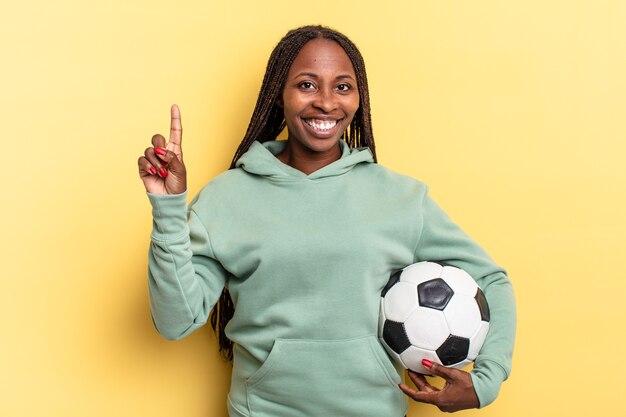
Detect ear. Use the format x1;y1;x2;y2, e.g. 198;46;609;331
276;96;284;108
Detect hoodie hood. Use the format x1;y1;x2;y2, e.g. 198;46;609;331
235;140;374;180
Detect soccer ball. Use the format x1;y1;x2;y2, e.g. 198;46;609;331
379;261;490;374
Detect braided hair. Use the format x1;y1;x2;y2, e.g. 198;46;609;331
210;25;377;361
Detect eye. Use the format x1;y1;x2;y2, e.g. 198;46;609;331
299;81;315;90
337;83;352;92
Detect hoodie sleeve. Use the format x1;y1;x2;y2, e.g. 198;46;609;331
146;191;228;340
414;187;516;408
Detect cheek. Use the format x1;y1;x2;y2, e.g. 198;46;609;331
282;104;299;124
282;90;304;111
282;105;302;131
347;93;360;115
348;100;360;120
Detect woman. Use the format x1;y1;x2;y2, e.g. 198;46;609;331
137;25;516;416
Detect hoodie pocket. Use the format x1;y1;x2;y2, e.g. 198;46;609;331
246;335;405;417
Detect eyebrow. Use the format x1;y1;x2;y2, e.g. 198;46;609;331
294;72;355;80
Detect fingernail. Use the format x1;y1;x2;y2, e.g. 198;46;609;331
422;359;433;368
155;147;167;156
159;168;168;177
149;167;157;175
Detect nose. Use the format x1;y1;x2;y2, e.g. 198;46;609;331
312;87;337;113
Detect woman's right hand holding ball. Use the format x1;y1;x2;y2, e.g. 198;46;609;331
137;104;187;195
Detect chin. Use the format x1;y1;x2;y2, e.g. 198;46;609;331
303;137;342;153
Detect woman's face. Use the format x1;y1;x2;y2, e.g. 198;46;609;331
280;38;359;156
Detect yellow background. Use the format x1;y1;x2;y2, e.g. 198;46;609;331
2;0;625;416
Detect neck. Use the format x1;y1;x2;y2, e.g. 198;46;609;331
277;140;342;175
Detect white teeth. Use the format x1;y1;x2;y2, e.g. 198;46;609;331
305;119;337;131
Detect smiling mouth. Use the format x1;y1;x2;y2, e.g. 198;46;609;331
303;118;340;132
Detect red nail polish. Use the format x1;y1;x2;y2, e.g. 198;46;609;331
149;167;157;175
422;359;433;368
159;168;168;177
155;147;167;156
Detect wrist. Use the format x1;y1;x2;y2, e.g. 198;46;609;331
470;359;508;408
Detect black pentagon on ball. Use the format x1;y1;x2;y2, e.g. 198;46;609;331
381;269;403;297
382;320;411;354
475;288;491;322
417;278;454;310
436;335;470;366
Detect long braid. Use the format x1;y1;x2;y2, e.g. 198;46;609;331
211;25;377;361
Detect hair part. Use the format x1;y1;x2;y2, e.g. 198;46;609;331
211;24;377;361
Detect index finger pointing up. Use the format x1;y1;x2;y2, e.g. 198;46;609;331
167;104;183;155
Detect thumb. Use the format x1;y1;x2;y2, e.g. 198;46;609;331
156;149;187;194
155;148;184;172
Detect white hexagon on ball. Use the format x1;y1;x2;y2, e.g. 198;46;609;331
399;345;440;375
400;262;443;285
443;294;482;338
383;281;420;322
404;306;449;351
468;321;490;360
440;265;478;297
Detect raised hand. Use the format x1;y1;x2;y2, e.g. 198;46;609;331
399;360;479;412
138;104;187;195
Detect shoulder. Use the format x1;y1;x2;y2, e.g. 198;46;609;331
189;168;252;211
354;162;429;196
